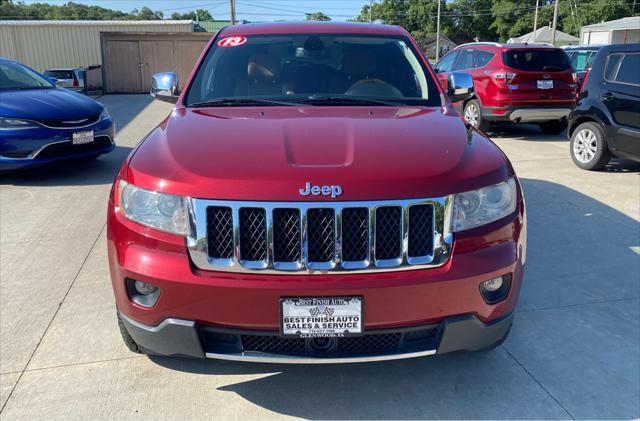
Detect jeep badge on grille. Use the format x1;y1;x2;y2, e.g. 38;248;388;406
299;182;343;198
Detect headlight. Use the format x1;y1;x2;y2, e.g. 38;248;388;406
100;109;111;121
0;117;41;130
452;178;517;232
118;181;190;235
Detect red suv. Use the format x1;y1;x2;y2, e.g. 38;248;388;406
434;42;577;134
108;23;526;363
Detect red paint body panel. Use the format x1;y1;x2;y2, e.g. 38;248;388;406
108;23;527;340
108;192;525;329
127;107;511;201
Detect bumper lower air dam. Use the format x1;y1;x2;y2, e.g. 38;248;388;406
118;311;513;363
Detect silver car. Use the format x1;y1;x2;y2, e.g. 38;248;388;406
43;68;85;91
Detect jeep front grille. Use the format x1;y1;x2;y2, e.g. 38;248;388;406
188;197;452;274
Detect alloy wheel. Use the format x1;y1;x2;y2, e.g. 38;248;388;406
573;128;598;163
464;103;479;127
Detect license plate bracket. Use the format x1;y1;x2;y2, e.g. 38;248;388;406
280;297;363;338
72;130;94;145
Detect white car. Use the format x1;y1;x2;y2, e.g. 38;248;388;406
43;68;85;91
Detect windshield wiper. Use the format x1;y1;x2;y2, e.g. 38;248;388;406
300;96;403;106
542;65;564;71
188;98;304;107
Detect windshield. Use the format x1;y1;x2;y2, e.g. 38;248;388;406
0;61;54;91
44;70;74;80
502;49;571;72
185;33;440;107
568;50;595;71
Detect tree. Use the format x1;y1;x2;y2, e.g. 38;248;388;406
447;0;497;42
0;0;161;20
130;7;163;20
490;0;636;41
306;12;331;21
170;9;213;21
352;0;453;48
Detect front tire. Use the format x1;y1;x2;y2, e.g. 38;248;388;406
117;313;145;354
570;122;610;170
463;99;489;132
538;120;568;135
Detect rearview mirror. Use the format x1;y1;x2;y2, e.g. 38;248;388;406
447;72;474;103
151;72;179;103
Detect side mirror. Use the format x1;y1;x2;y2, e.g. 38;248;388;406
447;72;474;103
151;72;179;103
47;77;61;87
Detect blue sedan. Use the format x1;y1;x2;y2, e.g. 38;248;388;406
0;57;115;171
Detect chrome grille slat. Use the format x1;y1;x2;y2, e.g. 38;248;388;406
408;204;435;261
206;206;234;261
374;206;403;266
188;197;452;275
341;208;369;266
272;208;302;270
306;208;336;266
238;207;268;268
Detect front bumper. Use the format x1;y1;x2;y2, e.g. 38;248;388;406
119;311;514;362
0;117;115;170
483;106;573;123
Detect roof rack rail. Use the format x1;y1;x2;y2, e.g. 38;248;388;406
455;42;502;49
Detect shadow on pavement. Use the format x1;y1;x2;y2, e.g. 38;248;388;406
0;145;132;187
488;123;564;141
148;179;639;419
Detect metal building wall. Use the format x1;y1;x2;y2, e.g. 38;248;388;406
0;21;193;71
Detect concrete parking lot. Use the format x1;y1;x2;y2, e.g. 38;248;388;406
1;95;638;420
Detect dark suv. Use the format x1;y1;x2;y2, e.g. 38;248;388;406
564;45;601;86
434;42;577;134
568;43;640;170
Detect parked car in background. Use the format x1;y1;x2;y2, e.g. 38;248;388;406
568;43;640;170
109;22;526;363
434;42;578;134
564;45;602;86
43;67;85;92
0;57;114;171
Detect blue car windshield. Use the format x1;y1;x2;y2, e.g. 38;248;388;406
0;61;54;91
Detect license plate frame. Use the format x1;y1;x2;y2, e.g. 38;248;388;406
280;297;363;338
537;80;553;90
72;130;94;145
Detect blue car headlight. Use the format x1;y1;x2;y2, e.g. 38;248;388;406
99;109;111;121
0;117;41;130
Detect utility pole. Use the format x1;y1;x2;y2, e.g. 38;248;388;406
435;0;441;61
230;0;236;25
369;0;373;22
533;0;539;41
551;0;560;45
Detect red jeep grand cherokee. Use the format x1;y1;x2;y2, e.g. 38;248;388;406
108;22;527;363
434;42;577;134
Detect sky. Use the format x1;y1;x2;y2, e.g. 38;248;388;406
21;0;371;22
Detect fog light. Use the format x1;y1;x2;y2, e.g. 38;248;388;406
482;277;503;292
134;280;158;295
479;274;512;304
125;278;161;307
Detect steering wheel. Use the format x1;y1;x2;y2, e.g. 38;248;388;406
345;79;403;98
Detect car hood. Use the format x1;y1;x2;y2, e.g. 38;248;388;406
127;106;511;201
0;88;103;120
